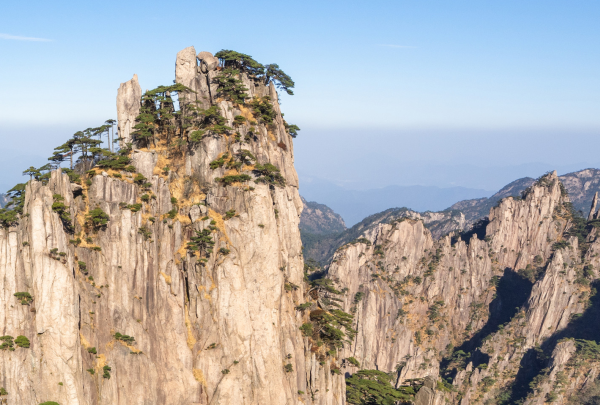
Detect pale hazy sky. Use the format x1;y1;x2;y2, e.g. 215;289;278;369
1;0;599;192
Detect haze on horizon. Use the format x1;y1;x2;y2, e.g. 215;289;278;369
1;0;599;215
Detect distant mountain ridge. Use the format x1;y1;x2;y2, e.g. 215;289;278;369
301;168;600;264
299;178;493;226
448;168;600;223
299;197;346;234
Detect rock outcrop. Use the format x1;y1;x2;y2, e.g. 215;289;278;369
320;171;600;404
0;47;342;405
116;74;142;147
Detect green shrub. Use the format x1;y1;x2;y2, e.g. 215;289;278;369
86;368;95;375
0;335;14;351
87;347;97;354
14;291;33;305
114;332;135;343
86;207;109;229
346;369;415;404
210;154;229;170
96;152;131;171
140;194;150;202
213;68;249;104
347;357;360;367
138;227;152;241
52;194;74;232
233;115;246;125
284;363;293;372
129;203;142;212
125;165;136;172
217;174;252;186
437;379;455;393
250;97;276;124
219;248;230;255
167;208;177;219
225;210;236;219
39;402;61;405
253;163;285;187
284;122;300;138
102;365;111;379
221;369;230;375
15;335;30;348
133;173;147;185
296;302;312;311
0;387;7;395
299;323;313;337
353;292;364;304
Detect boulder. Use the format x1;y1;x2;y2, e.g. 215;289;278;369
197;51;219;73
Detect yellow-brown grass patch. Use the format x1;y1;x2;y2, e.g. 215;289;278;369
184;305;197;350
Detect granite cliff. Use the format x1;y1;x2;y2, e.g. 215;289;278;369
2;46;600;405
318;171;600;404
0;47;346;405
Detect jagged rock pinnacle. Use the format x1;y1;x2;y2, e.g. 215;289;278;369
116;73;142;147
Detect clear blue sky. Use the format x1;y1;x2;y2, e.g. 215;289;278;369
1;0;599;193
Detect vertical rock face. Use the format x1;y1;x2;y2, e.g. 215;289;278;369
324;171;600;403
116;74;142;146
0;47;344;405
327;216;496;381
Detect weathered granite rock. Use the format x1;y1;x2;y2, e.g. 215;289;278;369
197;51;219;72
175;46;197;86
175;47;219;110
0;46;336;405
116;74;142;147
323;171;599;404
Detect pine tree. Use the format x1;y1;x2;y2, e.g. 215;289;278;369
105;119;116;152
264;64;295;95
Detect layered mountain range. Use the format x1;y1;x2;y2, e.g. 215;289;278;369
301;168;600;264
1;48;600;405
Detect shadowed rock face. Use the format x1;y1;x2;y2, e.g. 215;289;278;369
0;48;345;405
321;171;600;404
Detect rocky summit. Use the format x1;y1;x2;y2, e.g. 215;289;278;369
1;47;600;405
